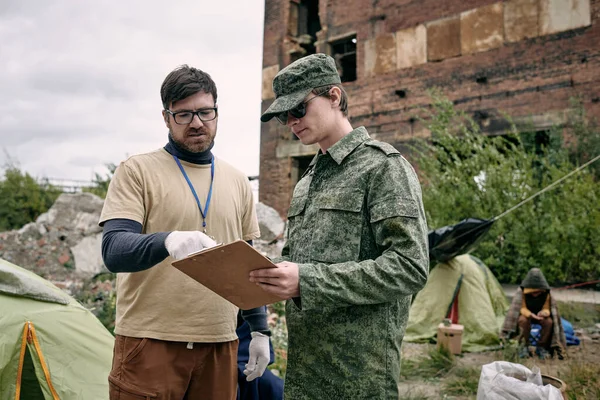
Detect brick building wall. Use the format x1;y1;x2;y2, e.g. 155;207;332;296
259;0;600;217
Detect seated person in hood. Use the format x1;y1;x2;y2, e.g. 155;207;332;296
501;268;566;360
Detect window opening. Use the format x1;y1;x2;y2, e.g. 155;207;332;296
330;35;357;82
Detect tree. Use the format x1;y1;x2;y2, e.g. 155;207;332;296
0;166;62;231
412;93;600;285
83;163;116;199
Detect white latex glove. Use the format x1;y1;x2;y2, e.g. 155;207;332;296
243;332;270;382
164;231;217;260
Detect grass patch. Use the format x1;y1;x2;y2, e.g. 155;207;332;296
556;301;600;329
495;340;521;364
401;346;456;380
442;366;480;397
561;362;600;400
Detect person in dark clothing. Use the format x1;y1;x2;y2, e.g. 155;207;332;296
501;268;566;360
236;313;283;400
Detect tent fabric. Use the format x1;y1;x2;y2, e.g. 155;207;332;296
0;262;70;305
404;254;509;352
0;258;114;400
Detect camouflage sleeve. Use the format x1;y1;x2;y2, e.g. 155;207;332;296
298;156;429;310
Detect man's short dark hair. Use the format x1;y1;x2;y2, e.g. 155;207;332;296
316;84;349;117
160;65;217;110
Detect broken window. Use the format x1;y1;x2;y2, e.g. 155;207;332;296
288;0;321;60
520;130;558;156
330;35;357;82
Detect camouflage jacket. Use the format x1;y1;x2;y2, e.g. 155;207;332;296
278;127;429;399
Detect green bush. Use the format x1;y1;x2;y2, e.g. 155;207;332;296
412;93;600;285
0;166;62;231
82;163;116;199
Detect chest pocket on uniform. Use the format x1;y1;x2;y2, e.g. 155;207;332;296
311;190;364;263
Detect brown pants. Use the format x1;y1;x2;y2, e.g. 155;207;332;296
108;335;238;400
518;314;553;348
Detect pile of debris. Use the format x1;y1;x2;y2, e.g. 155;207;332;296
0;192;106;295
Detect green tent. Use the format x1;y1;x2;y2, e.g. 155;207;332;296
404;254;509;352
0;258;114;399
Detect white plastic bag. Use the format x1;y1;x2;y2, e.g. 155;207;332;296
476;361;563;400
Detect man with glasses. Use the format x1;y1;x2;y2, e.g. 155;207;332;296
99;65;270;399
251;53;429;398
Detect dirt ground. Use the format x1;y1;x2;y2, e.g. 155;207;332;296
399;335;600;399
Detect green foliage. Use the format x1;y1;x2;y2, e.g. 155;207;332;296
83;163;116;199
567;98;600;179
562;362;600;400
267;301;288;378
442;366;480;396
401;346;456;380
412;92;600;285
74;273;117;334
0;165;62;231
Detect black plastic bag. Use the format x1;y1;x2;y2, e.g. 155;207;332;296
428;218;494;262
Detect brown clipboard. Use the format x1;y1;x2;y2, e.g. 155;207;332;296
171;240;283;309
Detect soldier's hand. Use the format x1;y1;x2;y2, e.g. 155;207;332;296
249;261;300;299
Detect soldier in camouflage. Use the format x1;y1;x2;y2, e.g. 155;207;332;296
250;53;429;399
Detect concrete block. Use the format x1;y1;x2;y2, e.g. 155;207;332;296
262;65;280;100
365;34;397;76
540;0;591;35
461;3;504;54
427;16;461;62
364;38;377;77
396;24;427;70
504;0;540;42
365;33;397;76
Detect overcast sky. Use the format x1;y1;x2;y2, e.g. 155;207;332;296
0;0;266;183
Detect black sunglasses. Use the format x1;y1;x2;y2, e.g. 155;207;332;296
275;90;329;125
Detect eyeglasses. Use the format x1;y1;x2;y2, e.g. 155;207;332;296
275;90;328;125
165;107;218;125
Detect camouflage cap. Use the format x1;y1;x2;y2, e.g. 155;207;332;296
260;53;341;122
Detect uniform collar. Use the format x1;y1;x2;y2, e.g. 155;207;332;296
310;126;370;166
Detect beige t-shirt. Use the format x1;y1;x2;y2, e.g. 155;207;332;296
99;148;260;342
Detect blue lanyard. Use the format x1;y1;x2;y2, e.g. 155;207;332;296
172;155;215;232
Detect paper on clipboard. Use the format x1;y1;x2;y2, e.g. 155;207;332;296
171;240;282;309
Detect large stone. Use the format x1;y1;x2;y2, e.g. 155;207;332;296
504;0;540;42
540;0;591;36
461;3;504;55
364;33;397;76
17;222;47;240
262;65;279;100
36;192;104;236
427;16;461;61
256;202;285;242
396;24;427;70
71;233;107;277
253;239;285;261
